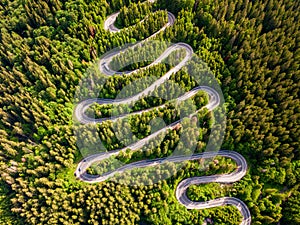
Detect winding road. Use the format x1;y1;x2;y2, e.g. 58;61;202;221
74;2;251;224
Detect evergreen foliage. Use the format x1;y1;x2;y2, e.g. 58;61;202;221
0;0;299;224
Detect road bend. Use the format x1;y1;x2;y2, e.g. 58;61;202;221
74;2;251;224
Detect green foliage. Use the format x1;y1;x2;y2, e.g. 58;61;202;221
0;0;299;224
0;183;22;225
159;0;195;14
187;183;228;201
115;1;153;28
281;186;300;225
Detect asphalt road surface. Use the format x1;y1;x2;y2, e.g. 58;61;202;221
74;2;251;224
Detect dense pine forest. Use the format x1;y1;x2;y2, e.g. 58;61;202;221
0;0;299;224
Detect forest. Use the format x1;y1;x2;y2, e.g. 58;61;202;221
0;0;299;224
